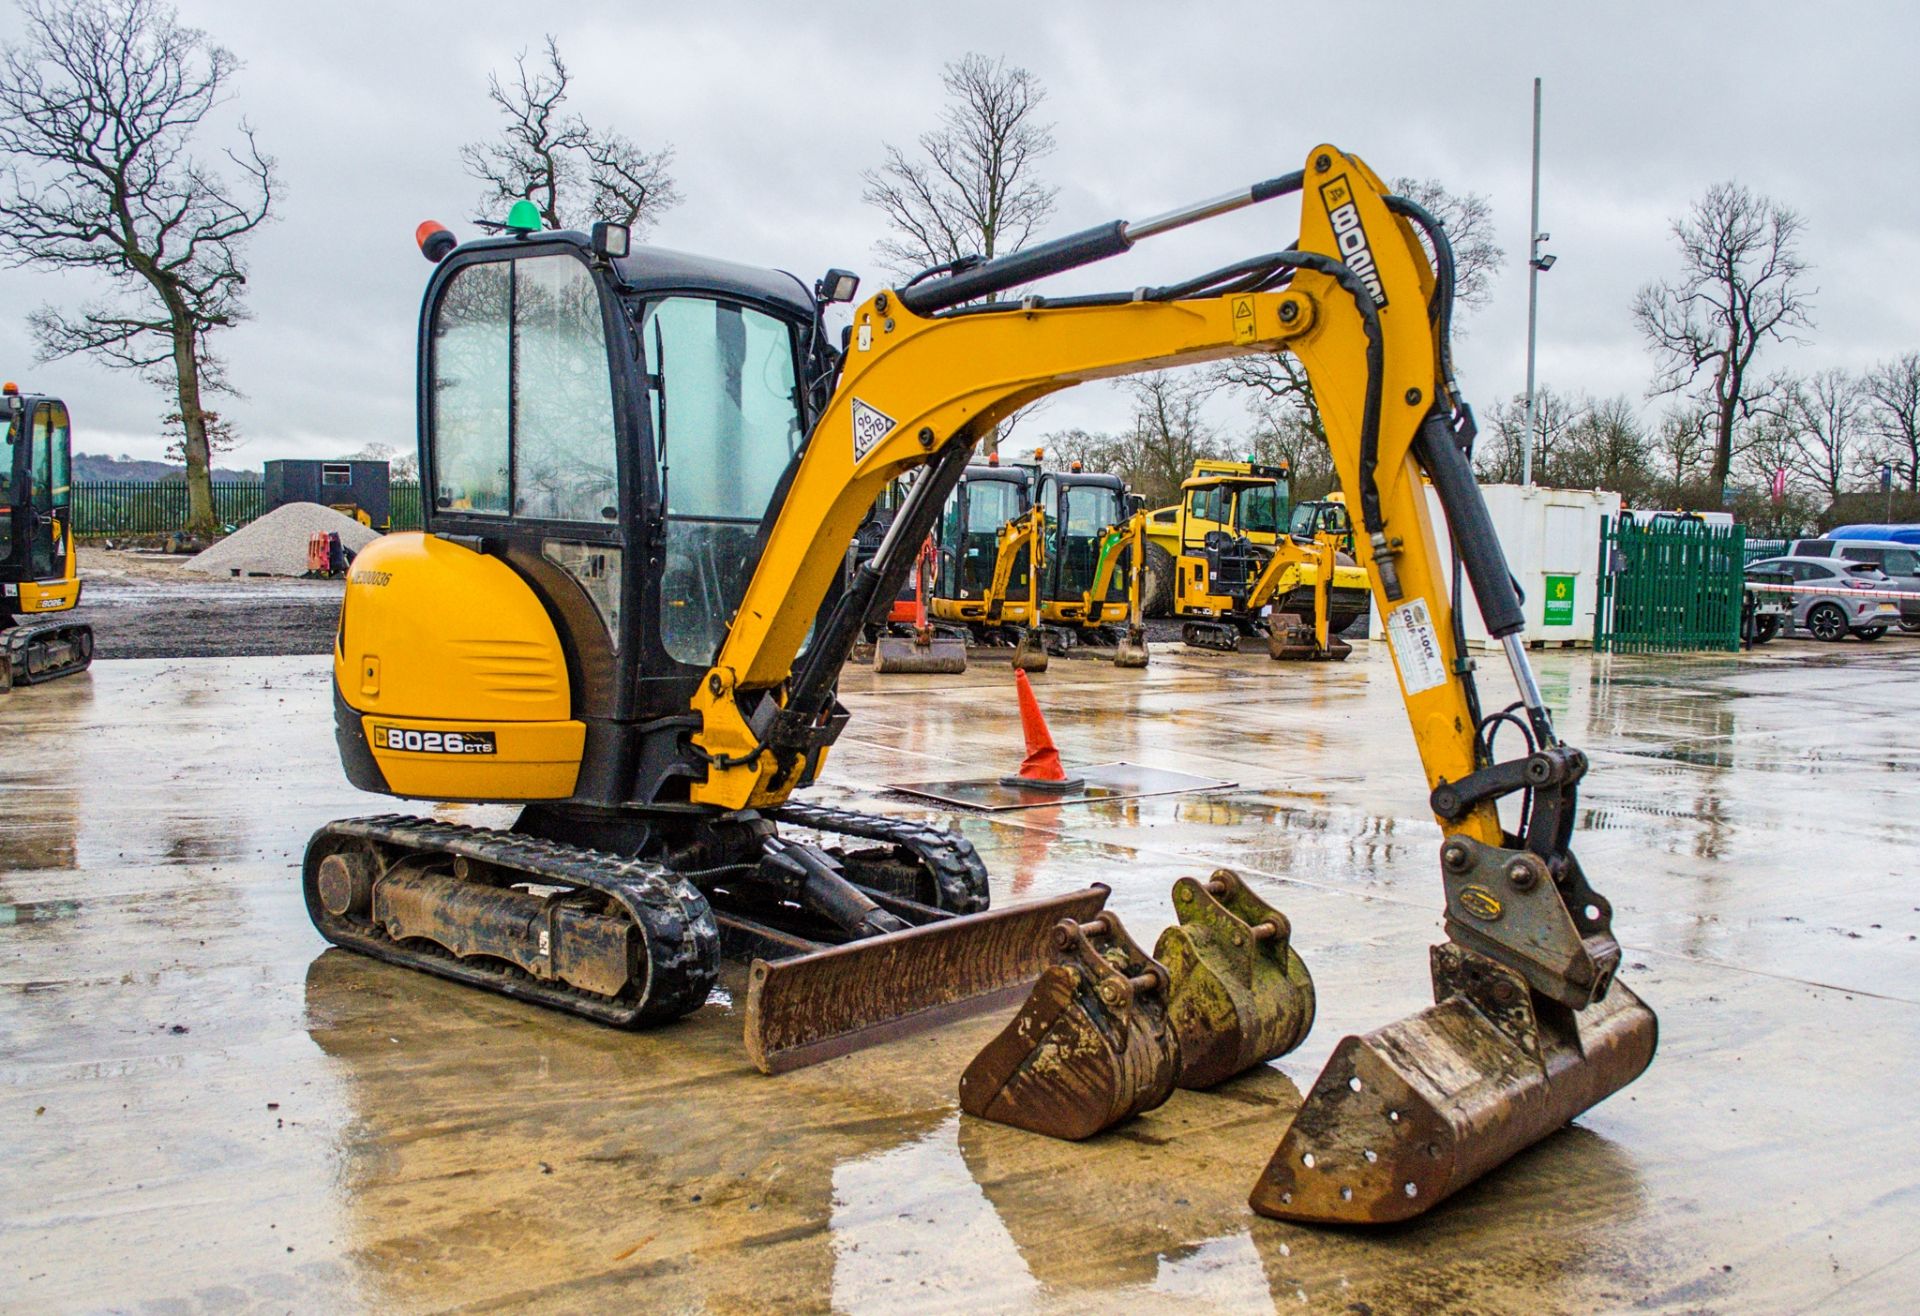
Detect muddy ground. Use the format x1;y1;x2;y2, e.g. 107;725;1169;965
63;546;344;659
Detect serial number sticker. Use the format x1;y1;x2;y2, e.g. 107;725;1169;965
36;597;63;609
371;726;497;755
1385;598;1448;696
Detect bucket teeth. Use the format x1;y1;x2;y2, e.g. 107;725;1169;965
959;913;1178;1140
1249;942;1658;1224
1155;869;1315;1089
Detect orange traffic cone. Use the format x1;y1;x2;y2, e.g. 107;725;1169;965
1000;668;1084;792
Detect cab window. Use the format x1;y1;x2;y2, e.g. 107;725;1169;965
427;253;619;522
1239;482;1281;534
640;295;805;665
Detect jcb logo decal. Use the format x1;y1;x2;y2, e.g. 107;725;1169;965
372;725;497;755
1319;176;1389;308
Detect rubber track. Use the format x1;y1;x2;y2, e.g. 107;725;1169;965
3;620;93;684
306;814;720;1026
773;801;990;915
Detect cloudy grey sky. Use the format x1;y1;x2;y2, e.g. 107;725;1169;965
2;0;1916;467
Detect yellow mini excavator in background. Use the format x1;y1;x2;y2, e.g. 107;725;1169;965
309;148;1654;1224
1;382;91;690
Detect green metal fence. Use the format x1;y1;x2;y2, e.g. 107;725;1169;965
390;482;423;530
72;481;265;536
73;480;425;536
1596;516;1747;653
1743;537;1788;565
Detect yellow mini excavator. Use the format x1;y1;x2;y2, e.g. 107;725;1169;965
310;150;1654;1223
1;382;91;690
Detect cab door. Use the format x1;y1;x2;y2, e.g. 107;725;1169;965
27;401;72;582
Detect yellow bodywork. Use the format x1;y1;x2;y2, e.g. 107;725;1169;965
15;514;81;613
692;144;1498;852
335;532;585;800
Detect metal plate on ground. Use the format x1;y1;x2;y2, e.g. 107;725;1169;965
888;762;1235;811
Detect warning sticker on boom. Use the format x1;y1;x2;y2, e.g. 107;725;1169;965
851;398;895;463
1384;598;1448;696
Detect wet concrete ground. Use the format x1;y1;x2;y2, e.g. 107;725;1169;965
4;637;1918;1313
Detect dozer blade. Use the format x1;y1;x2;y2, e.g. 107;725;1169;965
3;620;93;685
873;632;968;674
741;885;1109;1074
1249;942;1657;1224
1154;869;1314;1089
958;912;1178;1139
1267;612;1351;662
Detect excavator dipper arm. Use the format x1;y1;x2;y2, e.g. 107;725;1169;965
687;143;1654;1223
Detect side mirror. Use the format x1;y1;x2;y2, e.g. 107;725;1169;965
816;268;860;304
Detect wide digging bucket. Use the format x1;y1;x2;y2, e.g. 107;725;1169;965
1154;869;1315;1089
1113;623;1150;669
741;885;1108;1074
1249;941;1657;1224
873;631;968;674
1267;613;1351;662
959;913;1178;1140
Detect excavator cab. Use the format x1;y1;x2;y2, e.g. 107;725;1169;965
1035;470;1133;633
0;383;91;688
930;461;1035;634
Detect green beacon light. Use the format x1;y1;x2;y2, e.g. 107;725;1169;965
504;199;542;235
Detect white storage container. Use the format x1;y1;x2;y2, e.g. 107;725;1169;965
1369;483;1620;649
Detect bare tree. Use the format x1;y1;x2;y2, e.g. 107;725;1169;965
1389;177;1506;312
1864;352;1920;491
1778;368;1868;500
462;35;678;233
1556;396;1653;497
1632;182;1815;503
1476;387;1581;484
0;0;274;536
862;53;1057;278
1049;372;1222;506
1650;407;1714;504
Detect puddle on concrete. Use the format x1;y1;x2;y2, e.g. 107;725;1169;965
0;898;81;925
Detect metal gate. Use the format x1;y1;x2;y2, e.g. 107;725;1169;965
1596;516;1747;653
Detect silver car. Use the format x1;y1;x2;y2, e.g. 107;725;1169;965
1746;556;1905;641
1789;538;1920;632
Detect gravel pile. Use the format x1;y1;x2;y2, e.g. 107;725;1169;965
184;502;382;577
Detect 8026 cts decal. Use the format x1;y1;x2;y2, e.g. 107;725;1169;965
372;726;497;755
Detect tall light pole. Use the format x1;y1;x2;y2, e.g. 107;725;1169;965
1521;77;1554;487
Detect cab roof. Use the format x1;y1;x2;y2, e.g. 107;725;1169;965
447;231;818;321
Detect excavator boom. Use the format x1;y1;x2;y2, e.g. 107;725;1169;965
685;144;1653;1221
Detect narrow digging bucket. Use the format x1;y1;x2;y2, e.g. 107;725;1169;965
1155;869;1315;1089
1113;624;1150;669
959;913;1178;1140
1010;626;1050;671
873;632;968;674
1249;942;1657;1224
1267;613;1352;662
